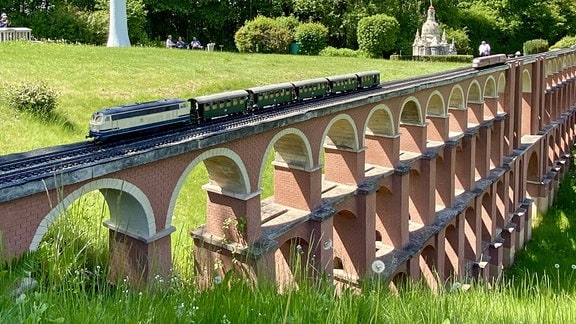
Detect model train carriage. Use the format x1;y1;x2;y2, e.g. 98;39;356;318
88;99;190;141
291;78;330;102
357;70;381;88
247;82;295;111
472;54;507;69
327;74;360;94
189;90;249;123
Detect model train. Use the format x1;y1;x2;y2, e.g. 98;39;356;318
87;71;381;141
472;54;507;69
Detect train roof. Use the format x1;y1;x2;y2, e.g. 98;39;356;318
189;90;249;104
291;78;329;87
95;98;186;115
356;70;381;77
247;82;294;94
326;74;359;82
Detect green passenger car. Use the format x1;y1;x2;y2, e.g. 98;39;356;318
291;78;330;102
247;83;295;111
189;90;249;123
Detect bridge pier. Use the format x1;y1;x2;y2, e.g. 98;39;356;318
106;226;174;287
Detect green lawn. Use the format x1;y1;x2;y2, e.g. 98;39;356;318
2;41;576;323
0;41;467;155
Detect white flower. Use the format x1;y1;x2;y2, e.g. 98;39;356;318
214;275;222;285
555;264;560;269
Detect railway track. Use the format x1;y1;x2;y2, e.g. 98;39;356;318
0;66;481;189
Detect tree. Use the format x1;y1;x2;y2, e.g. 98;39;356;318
357;14;399;58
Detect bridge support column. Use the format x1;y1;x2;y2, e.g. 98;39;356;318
365;134;399;168
409;156;436;226
500;224;516;267
455;130;477;192
375;167;410;249
426;116;450;142
487;241;503;280
273;164;322;211
484;97;499;119
399;124;427;154
435;142;457;209
467;102;484;126
203;187;261;244
106;225;175;288
324;147;365;185
511;208;526;250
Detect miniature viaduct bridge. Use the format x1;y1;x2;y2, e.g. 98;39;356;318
1;49;576;290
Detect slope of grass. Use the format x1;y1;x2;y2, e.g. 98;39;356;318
0;41;468;155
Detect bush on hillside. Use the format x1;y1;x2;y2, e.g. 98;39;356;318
234;16;292;53
294;22;328;55
357;14;399;58
319;46;370;58
550;35;576;50
5;81;58;116
523;39;549;55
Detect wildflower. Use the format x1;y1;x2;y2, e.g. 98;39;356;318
572;264;576;270
371;260;385;274
214;275;222;285
555;264;560;269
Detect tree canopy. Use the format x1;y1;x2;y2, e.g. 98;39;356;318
1;0;574;54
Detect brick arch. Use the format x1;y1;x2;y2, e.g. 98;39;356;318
165;148;249;228
444;224;459;279
425;90;446;117
30;178;155;251
275;236;311;289
547;133;556;166
481;191;492;243
365;104;396;136
321;114;359;151
463;207;477;260
419;245;438;291
257;128;314;189
333;209;361;276
484;76;497;98
448;85;465;109
522;69;532;92
467;80;482;103
497;73;506;94
527;151;540;183
400;97;424;125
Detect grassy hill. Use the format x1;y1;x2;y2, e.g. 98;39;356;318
0;41;467;155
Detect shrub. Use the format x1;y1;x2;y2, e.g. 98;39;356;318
275;15;300;37
550;35;576;50
357;14;399;58
294;22;328;55
319;46;370;58
5;81;58;116
523;39;549;55
234;16;292;54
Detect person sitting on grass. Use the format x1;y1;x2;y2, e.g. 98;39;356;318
0;13;10;28
176;36;187;49
190;37;204;50
166;35;176;48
